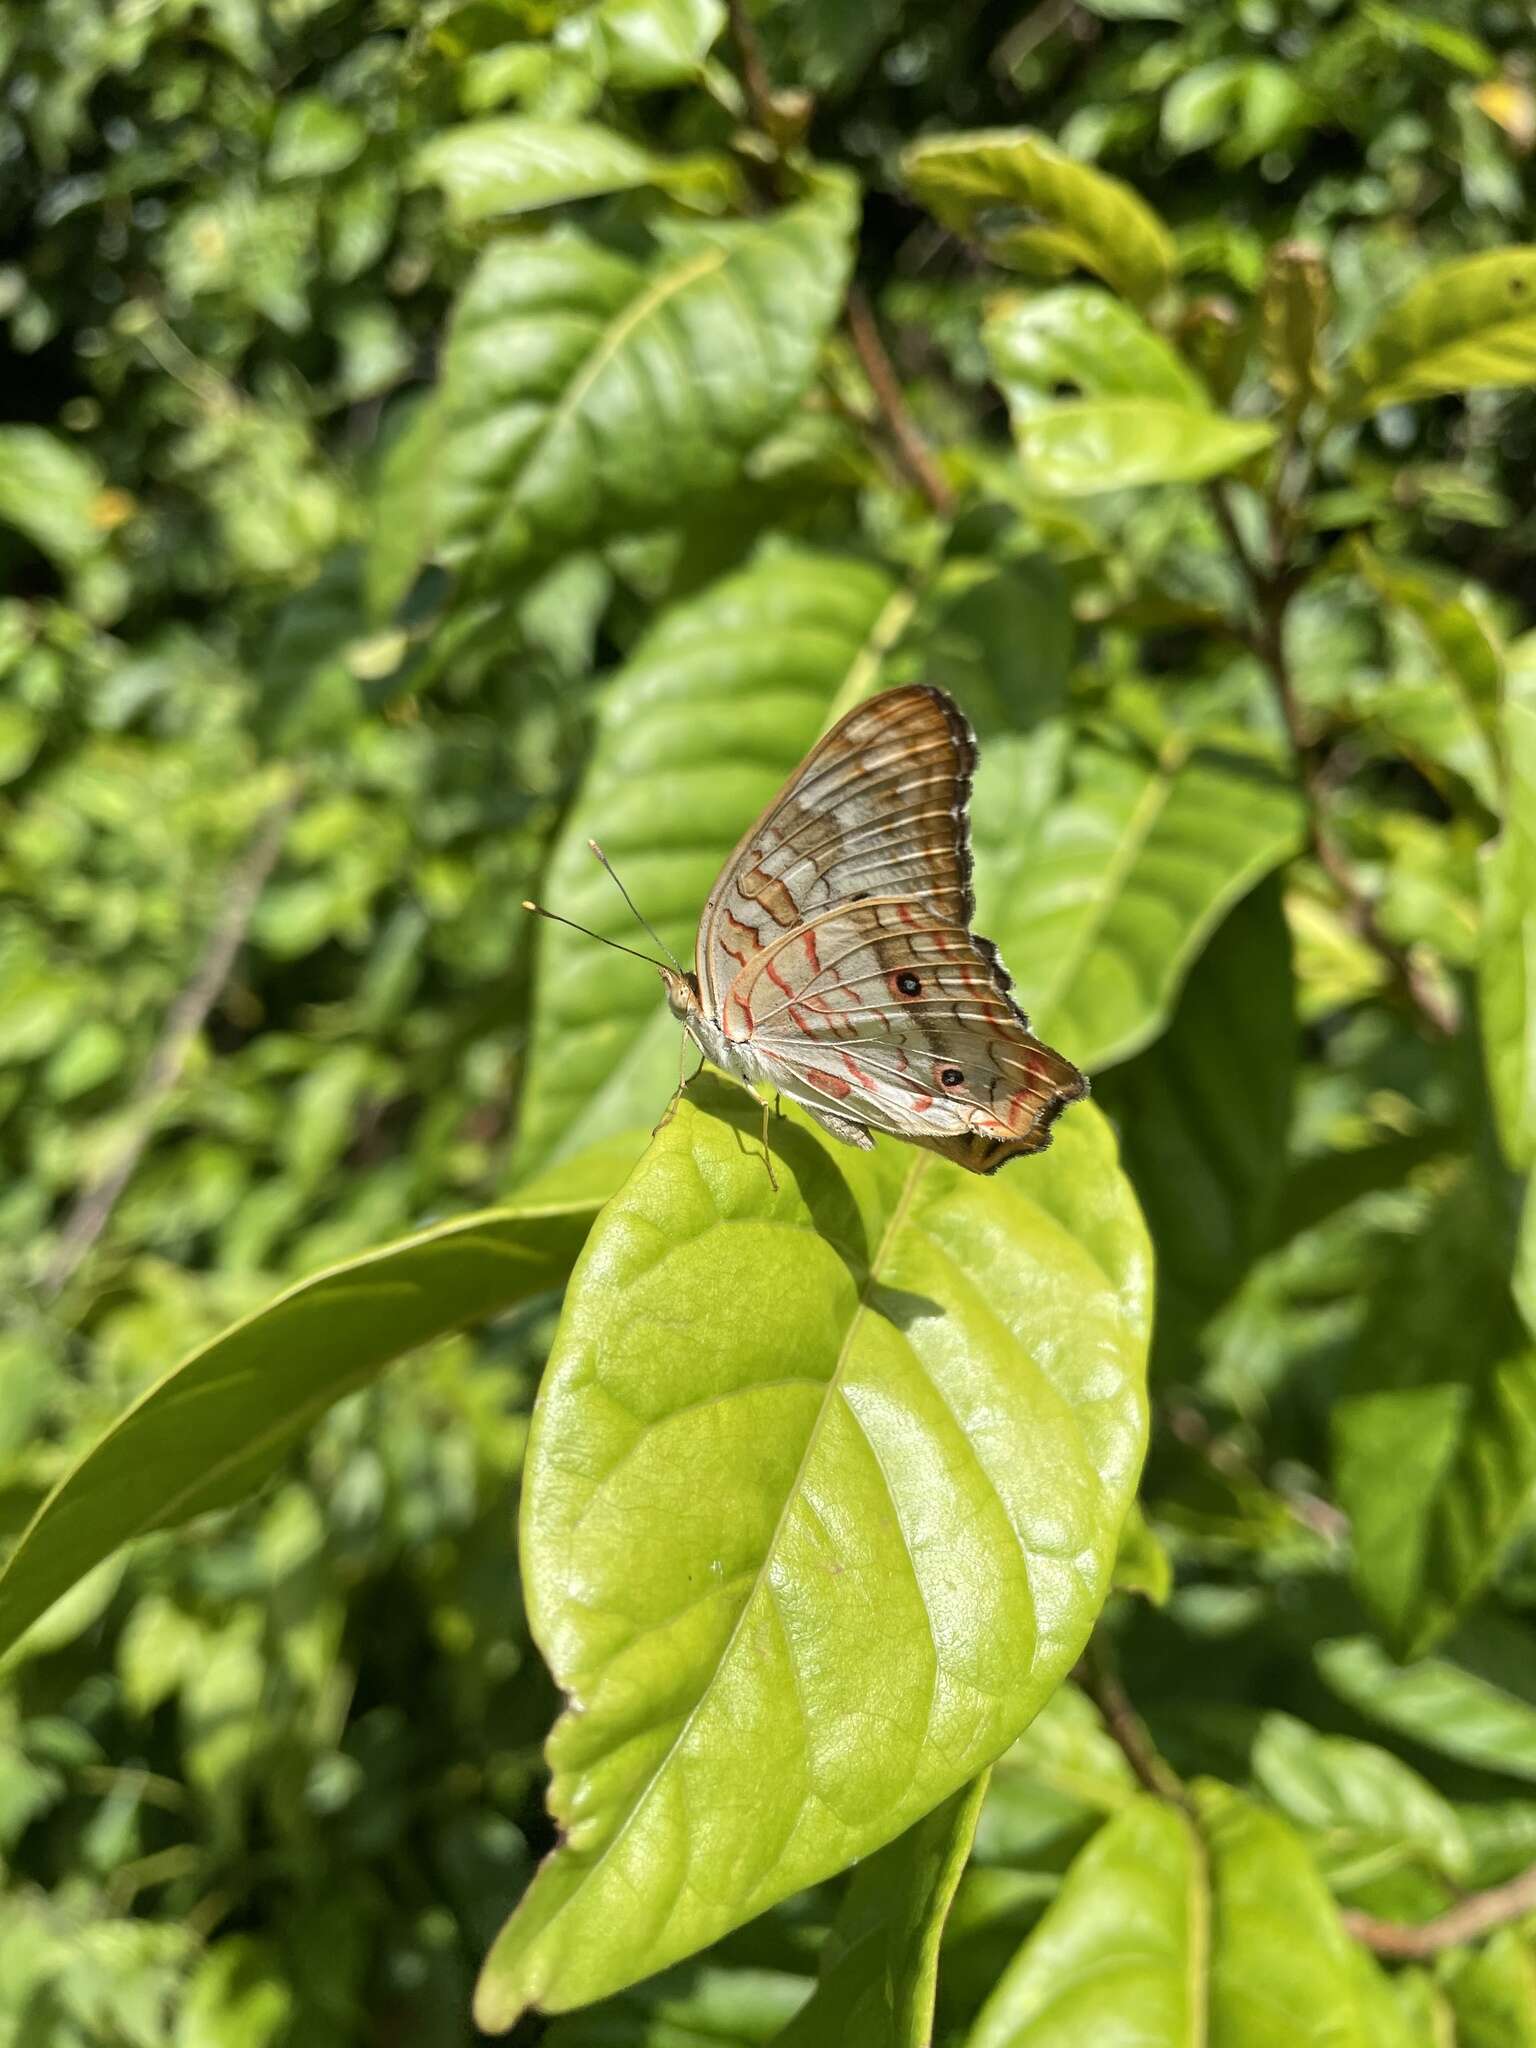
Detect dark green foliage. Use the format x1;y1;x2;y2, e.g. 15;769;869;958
6;0;1536;2041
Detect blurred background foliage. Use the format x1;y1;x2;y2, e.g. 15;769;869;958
5;0;1536;2041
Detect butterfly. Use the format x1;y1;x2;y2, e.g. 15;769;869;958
528;684;1087;1175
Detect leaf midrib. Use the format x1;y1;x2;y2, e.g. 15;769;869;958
535;1152;933;1945
529;242;729;483
1031;754;1178;1038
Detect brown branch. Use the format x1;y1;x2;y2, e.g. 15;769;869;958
1345;1862;1536;1959
725;0;777;137
1074;1638;1190;1807
844;286;955;518
38;783;302;1300
723;0;953;520
1206;481;1457;1038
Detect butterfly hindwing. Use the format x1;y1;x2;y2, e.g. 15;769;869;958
725;898;1086;1165
696;685;976;1015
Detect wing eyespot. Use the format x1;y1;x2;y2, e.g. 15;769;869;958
893;971;922;998
940;1066;964;1088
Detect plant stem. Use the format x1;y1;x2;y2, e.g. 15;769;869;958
38;782;302;1300
1075;1637;1190;1807
725;0;776;135
724;0;954;520
1344;1862;1536;1959
844;285;956;517
1206;481;1457;1038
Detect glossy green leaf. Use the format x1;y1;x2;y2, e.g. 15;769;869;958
902;129;1176;308
1481;647;1536;1169
513;547;915;1174
771;1773;989;2047
0;1141;638;1660
542;0;725;92
414;118;659;220
1098;879;1295;1376
394;177;854;595
474;1077;1151;2025
975;735;1304;1072
1340;247;1536;414
968;1782;1412;2047
1250;1713;1470;1890
985;288;1207;410
1012;401;1275;494
1317;1624;1536;1783
1330;1165;1536;1659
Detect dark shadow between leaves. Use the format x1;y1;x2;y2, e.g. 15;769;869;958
685;1075;943;1322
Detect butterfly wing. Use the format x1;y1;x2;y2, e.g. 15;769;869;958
696;684;976;1016
721;896;1087;1172
696;683;1086;1174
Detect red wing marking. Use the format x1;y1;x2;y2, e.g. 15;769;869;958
841;1052;874;1088
805;1066;852;1099
764;957;794;1001
911;1093;935;1112
801;928;821;975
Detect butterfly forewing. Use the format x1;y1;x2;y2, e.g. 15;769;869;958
696;686;977;1014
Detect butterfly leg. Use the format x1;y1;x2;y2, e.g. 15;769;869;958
758;1089;778;1194
652;1036;706;1137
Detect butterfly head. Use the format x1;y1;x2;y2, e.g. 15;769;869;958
660;967;701;1023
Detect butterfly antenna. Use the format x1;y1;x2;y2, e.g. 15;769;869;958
521;901;671;973
585;840;685;973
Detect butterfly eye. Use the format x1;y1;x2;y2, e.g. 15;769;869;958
940;1067;964;1088
893;971;922;997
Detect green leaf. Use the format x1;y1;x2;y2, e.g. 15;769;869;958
266;95;366;181
1444;1928;1536;2047
1097;879;1295;1376
398;176;855;595
1249;1712;1471;1891
968;1783;1412;2047
576;0;726;90
1317;1623;1536;1783
1330;1165;1536;1659
1340;247;1536;414
0;1145;635;1661
474;1077;1151;2025
985;288;1207;409
1111;1501;1172;1605
903;129;1176;309
1013;402;1275;494
1161;59;1309;167
512;548;916;1173
975;735;1304;1072
983;289;1275;492
771;1774;989;2047
1353;544;1504;762
413;118;660;221
1482;649;1536;1169
0;426;113;570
